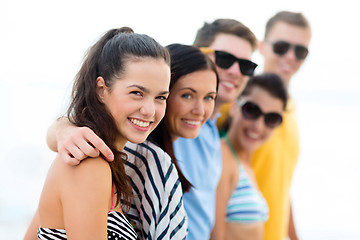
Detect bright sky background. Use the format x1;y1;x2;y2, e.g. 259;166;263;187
1;0;360;239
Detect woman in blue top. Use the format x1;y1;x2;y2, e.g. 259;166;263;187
211;73;288;240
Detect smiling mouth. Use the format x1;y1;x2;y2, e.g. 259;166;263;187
246;131;261;140
183;120;201;126
130;118;151;128
221;81;236;89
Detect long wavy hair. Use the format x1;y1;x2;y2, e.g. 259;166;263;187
67;27;170;209
148;43;219;192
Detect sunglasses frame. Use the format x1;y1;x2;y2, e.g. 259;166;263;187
237;100;283;128
266;40;309;60
199;47;257;76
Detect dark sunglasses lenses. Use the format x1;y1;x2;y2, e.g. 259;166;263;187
241;102;282;128
272;41;290;55
264;113;283;128
272;41;308;60
294;46;309;60
241;102;262;119
214;51;257;76
215;51;236;68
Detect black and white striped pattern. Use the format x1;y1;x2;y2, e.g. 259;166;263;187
124;141;188;240
37;211;137;239
108;211;138;239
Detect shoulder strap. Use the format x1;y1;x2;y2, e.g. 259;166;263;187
110;185;115;210
224;134;241;164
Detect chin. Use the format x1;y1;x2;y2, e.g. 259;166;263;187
180;133;198;139
128;136;148;144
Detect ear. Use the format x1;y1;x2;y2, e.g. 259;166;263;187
96;76;107;103
258;40;266;56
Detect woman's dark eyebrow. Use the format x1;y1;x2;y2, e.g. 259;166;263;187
179;87;217;95
127;84;149;93
128;84;169;95
179;87;197;93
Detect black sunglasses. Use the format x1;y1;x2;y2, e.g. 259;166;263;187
267;40;309;60
214;50;258;76
238;101;283;128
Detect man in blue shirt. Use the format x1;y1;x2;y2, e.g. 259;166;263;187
174;19;258;239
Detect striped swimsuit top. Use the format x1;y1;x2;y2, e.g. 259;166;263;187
37;187;137;240
224;135;269;223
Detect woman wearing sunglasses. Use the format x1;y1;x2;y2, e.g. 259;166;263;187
211;73;288;240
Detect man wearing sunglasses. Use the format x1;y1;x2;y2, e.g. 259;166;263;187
173;18;258;240
252;11;312;240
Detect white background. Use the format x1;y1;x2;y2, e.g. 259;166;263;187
1;0;360;239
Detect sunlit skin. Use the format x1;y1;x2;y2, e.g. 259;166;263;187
214;87;284;240
98;58;170;150
165;69;217;141
227;86;284;159
259;21;312;88
207;33;253;114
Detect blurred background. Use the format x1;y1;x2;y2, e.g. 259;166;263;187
1;0;359;239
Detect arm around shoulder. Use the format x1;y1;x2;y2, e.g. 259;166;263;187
47;117;114;165
46;117;71;152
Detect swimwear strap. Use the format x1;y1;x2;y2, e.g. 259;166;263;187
224;134;241;164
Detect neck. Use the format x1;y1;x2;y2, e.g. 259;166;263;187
226;132;251;163
115;137;127;152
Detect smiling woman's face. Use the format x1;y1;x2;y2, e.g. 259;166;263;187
165;69;217;141
230;86;284;153
99;58;170;149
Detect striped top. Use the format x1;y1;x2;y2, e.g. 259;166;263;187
37;211;137;239
226;163;269;223
124;141;188;240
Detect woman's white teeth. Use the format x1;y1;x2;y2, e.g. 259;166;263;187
247;131;260;139
222;81;235;88
131;119;150;128
184;120;200;125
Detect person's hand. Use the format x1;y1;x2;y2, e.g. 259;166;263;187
58;126;114;165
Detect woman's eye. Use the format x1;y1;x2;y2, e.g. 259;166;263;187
156;95;168;101
204;95;215;101
182;94;191;99
131;91;143;96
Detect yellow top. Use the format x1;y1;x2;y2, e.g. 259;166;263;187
217;99;300;240
251;99;300;240
216;102;231;130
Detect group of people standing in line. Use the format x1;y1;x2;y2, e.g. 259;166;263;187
24;10;312;240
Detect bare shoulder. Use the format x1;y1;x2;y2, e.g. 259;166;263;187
56;155;112;190
220;140;239;185
220;140;237;171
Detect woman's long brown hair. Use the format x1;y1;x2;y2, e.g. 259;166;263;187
67;27;170;210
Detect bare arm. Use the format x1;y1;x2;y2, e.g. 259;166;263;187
210;147;238;240
23;209;40;240
61;156;111;239
288;201;299;240
46;117;114;165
